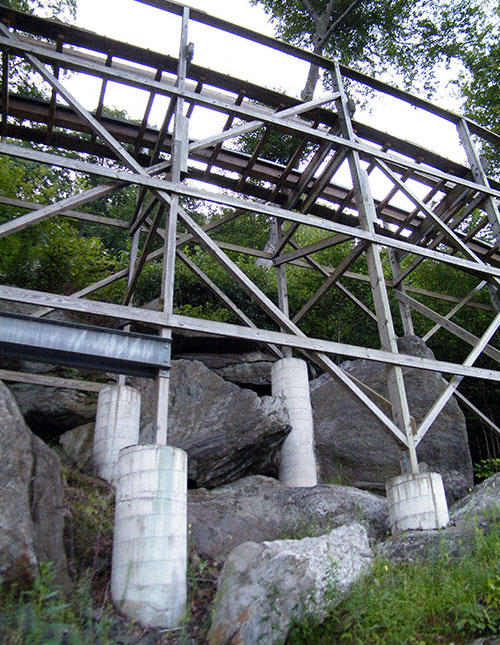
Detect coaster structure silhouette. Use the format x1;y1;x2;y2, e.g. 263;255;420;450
1;0;500;625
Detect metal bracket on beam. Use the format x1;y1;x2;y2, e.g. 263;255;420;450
0;313;171;378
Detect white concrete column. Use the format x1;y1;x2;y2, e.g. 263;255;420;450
386;471;449;534
271;358;317;487
111;444;187;628
93;384;141;484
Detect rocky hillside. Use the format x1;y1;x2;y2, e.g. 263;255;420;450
1;336;496;643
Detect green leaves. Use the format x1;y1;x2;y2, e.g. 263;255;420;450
0;0;76;20
251;0;491;96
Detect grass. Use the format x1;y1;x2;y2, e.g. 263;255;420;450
0;467;124;644
5;462;500;644
62;466;115;601
287;516;500;644
0;464;222;645
0;562;119;644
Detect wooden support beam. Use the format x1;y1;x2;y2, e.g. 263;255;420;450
273;146;347;257
134;67;163;156
331;61;419;474
397;291;500;364
2;284;500;381
455;390;500;437
292;242;367;324
415;309;500;445
123;203;166;306
177;250;281;360
203;90;245;178
458;119;500;243
0;368;105;392
4;31;500;205
376;158;489;267
0;195;130;228
423;280;488;342
1;49;8;137
4;142;500;284
274;233;352;266
389;244;414;336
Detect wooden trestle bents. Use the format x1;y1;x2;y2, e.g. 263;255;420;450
1;0;500;465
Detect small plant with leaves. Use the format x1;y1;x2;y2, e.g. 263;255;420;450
0;562;118;644
287;518;500;644
474;458;500;481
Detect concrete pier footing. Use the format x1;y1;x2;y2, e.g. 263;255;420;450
111;444;188;628
386;471;449;533
93;384;141;484
271;358;317;487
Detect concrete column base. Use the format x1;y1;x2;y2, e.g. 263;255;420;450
386;471;449;534
272;358;317;488
93;384;141;484
111;444;187;628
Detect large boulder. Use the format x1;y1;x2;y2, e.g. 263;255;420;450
0;381;69;589
8;383;98;439
188;475;389;561
451;471;500;520
311;336;473;502
208;523;372;645
174;351;275;388
59;422;95;473
134;360;290;488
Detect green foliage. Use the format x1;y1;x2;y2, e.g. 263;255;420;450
474;458;500;481
63;468;115;587
237;127;312;166
0;0;76;19
182;549;221;642
0;153;130;299
0;562;117;644
287;519;500;643
0;0;77;99
0;218;118;294
251;0;490;95
458;2;500;174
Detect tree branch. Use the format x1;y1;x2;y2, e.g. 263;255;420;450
326;0;339;15
300;0;320;22
322;0;363;45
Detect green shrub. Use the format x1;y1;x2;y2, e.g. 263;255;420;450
287;520;500;644
474;458;500;481
0;563;117;644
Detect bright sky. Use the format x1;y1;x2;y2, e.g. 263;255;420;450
64;0;468;206
71;0;466;154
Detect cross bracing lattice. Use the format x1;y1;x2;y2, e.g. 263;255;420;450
1;0;500;468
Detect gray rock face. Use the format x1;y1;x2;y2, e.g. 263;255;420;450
59;422;95;473
311;335;473;502
188;475;389;561
0;381;69;589
376;473;500;564
451;471;500;520
9;383;98;436
134;360;290;488
175;351;275;387
207;524;372;645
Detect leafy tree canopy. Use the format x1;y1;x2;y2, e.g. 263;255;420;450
0;0;76;20
457;2;500;173
0;0;77;96
251;0;491;98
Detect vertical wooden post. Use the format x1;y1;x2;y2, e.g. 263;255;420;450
457;119;500;313
118;211;141;387
330;62;418;474
275;219;293;359
154;7;190;445
388;243;414;336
